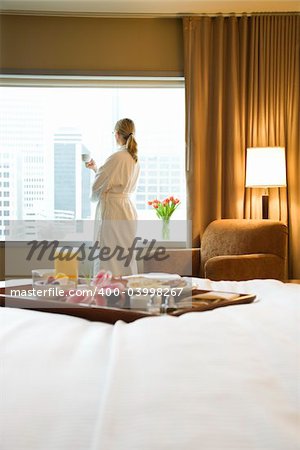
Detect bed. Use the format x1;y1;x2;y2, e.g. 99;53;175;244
1;277;300;450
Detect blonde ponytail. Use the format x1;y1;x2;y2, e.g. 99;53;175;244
126;133;138;163
114;118;138;163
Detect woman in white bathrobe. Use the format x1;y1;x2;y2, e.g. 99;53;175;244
86;118;140;276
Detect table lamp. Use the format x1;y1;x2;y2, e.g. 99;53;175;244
245;147;287;219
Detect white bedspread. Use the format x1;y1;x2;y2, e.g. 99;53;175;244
1;279;300;450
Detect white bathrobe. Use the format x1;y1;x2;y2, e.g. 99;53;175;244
91;146;140;276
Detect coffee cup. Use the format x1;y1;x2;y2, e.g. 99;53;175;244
81;153;91;162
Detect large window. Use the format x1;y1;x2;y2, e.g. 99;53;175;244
0;78;186;235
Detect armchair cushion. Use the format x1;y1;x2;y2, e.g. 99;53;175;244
205;254;285;281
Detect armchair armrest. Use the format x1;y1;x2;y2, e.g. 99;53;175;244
204;253;286;281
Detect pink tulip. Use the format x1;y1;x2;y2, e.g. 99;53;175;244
94;270;112;286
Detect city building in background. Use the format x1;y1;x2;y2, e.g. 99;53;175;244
53;128;91;220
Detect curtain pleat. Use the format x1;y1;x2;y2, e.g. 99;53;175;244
183;14;300;278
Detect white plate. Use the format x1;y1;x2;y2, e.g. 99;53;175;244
124;272;181;280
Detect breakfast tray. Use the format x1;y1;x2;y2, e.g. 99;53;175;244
0;282;256;324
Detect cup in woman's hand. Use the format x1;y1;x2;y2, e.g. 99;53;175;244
81;153;91;163
85;158;97;171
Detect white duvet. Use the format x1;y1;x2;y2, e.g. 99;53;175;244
1;279;300;450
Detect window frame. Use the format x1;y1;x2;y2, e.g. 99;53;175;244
0;75;187;247
0;75;184;89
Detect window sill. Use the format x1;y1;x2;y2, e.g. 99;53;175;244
2;240;187;249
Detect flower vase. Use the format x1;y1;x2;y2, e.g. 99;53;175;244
162;219;170;240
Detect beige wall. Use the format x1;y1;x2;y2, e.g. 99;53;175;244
0;14;183;75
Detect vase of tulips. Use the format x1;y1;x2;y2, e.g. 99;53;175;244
148;196;180;240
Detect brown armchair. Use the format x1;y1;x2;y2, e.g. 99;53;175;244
201;219;288;281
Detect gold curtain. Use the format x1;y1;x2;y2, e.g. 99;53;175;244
183;14;300;278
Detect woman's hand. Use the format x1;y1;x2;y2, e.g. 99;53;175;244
85;158;97;173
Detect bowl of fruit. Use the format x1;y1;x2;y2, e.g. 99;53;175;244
31;269;76;300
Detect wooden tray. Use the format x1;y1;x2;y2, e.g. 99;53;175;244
0;283;256;324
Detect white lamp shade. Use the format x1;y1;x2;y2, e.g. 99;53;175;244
245;147;287;188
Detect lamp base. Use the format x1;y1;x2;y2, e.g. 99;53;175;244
262;194;269;219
